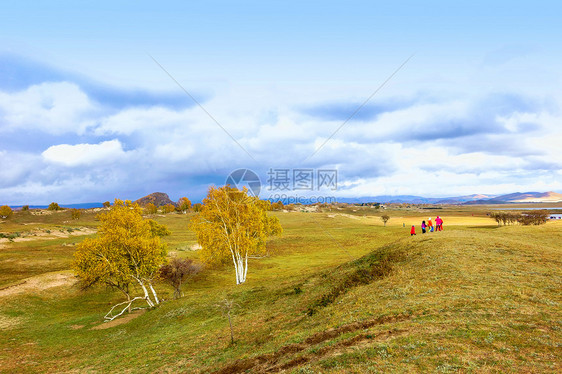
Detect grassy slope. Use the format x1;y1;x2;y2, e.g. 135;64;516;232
0;209;560;373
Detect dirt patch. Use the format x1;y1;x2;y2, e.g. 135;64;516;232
69;324;85;330
90;309;146;330
0;227;96;245
213;312;413;374
50;227;97;238
327;213;362;220
0;314;25;330
0;271;77;298
191;243;202;251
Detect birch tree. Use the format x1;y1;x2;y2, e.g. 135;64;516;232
177;197;192;213
190;186;282;285
73;199;168;320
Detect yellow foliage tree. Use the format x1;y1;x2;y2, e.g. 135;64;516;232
70;208;81;220
177;197;191;213
145;202;157;214
0;205;13;219
48;202;62;211
73;199;168;320
190;186;282;285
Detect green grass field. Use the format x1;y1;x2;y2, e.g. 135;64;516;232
1;207;561;373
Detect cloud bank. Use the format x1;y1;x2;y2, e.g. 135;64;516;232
0;54;561;204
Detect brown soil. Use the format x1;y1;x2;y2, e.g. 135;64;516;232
213;312;413;373
90;309;146;330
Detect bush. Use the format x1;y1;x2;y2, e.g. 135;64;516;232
0;232;20;240
489;211;522;226
22;205;30;211
159;258;202;299
148;219;171;237
70;209;81;220
103;201;111;208
145;203;158;214
162;204;176;214
518;210;548;225
0;205;13;219
48;202;62;211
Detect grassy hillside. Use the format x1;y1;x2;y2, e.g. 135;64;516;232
0;209;561;373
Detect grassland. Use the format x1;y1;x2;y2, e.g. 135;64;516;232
0;206;561;373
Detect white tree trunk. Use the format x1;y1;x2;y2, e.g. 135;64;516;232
234;256;246;284
243;253;248;283
231;252;240;284
135;277;154;307
148;282;159;305
104;297;145;321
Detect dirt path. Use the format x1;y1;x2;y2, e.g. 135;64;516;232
213;312;413;373
90;309;146;330
0;271;77;298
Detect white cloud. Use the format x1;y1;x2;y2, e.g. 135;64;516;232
95;106;192;136
1;74;561;204
42;139;128;167
0;82;98;134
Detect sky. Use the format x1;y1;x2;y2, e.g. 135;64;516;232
1;0;562;204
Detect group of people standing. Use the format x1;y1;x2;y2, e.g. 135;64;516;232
410;216;444;236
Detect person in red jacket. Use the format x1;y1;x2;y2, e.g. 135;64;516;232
436;216;443;231
410;225;416;236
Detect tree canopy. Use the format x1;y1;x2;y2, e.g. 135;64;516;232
48;202;62;211
73;199;168;320
0;205;13;219
190;186;282;284
145;202;157;214
177;197;192;213
159;258;202;299
380;214;390;226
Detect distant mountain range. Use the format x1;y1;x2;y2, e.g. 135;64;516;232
462;191;562;205
8;191;562;209
335;191;562;205
334;193;494;205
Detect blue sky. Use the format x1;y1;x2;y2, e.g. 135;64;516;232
1;1;561;204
